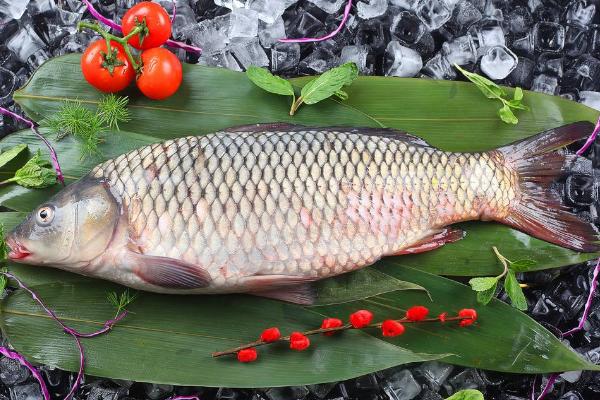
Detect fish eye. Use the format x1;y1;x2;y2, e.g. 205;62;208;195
36;206;55;226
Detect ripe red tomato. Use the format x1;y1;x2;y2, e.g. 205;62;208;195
81;39;135;93
137;48;182;100
122;2;172;50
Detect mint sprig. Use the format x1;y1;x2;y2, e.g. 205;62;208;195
446;389;485;400
468;247;534;310
246;63;359;116
454;64;528;125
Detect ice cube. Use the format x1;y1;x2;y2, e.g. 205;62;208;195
533;21;565;52
415;0;453;31
560;370;582;383
390;11;426;45
258;18;285;47
0;0;29;19
229;8;259;39
506;56;534;88
285;9;325;39
9;383;42;400
441;34;477;65
422;53;456;79
590;26;600;60
451;0;482;31
532;73;559;95
26;48;49;70
307;382;336;399
357;0;388;19
230;38;269;68
171;0;198;40
389;0;418;8
214;0;246;10
559;391;584;400
356;18;388;52
504;6;532;35
6;24;45;63
417;362;454;391
382;369;422;400
145;384;175;400
340;45;371;73
0;356;30;385
536;52;564;77
86;383;126;400
564;24;588;57
306;0;345;13
248;0;287;24
27;0;57;16
271;42;300;72
469;22;505;54
579;91;600;111
446;369;485;392
299;45;339;74
193;15;230;54
198;50;242;71
384;41;422;77
480;45;518;80
566;0;595;27
265;386;309;400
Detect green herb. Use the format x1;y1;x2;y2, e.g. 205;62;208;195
107;289;138;317
445;389;485;400
454;64;528;124
98;94;131;130
0;144;27;169
246;62;359;116
469;247;533;310
0;151;56;188
43;94;130;158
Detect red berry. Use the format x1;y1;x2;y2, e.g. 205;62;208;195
237;348;258;363
406;305;429;321
381;320;405;337
321;318;343;336
289;332;310;351
349;310;373;328
458;308;477;327
260;327;281;342
438;312;448;323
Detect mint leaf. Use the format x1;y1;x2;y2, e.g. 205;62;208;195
509;259;537;272
454;64;505;99
246;66;295;97
498;104;518;124
300;62;359;105
513;87;523;101
0;144;27;169
504;270;527;311
335;89;349;100
446;389;485;400
12;151;57;188
477;283;497;305
468;277;498;291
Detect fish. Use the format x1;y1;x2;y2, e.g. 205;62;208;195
5;122;599;304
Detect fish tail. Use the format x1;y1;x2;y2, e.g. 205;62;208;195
497;121;600;252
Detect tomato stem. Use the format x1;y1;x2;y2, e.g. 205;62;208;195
77;21;142;72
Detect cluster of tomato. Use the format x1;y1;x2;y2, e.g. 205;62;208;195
81;2;183;100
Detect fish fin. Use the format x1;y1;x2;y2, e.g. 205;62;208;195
130;254;211;289
223;123;300;133
498;121;600;252
393;227;465;255
250;284;316;305
345;127;433;147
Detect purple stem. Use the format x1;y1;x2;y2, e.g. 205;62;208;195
172;0;177;23
279;0;353;43
534;373;558;400
0;107;64;185
80;0;202;54
0;347;51;400
3;271;127;400
576;116;600;156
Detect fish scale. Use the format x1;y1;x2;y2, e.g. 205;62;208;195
90;126;514;289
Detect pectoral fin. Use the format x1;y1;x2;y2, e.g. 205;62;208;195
242;274;317;305
393;228;465;255
250;284;316;305
130;253;211;289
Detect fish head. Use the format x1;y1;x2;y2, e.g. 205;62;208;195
6;178;119;268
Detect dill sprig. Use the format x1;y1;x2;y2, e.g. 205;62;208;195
107;289;138;317
98;94;131;130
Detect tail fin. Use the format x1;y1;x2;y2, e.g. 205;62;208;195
498;121;600;252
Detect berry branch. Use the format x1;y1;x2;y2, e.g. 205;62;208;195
213;306;478;362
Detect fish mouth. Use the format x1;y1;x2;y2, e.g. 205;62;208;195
6;238;31;260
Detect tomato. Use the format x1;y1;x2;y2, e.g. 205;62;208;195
81;39;135;93
137;48;183;100
122;2;172;50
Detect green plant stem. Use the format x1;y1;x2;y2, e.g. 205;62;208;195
0;177;18;186
289;96;303;115
77;21;142;72
492;246;510;279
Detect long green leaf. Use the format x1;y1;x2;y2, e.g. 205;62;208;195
8;54;598;276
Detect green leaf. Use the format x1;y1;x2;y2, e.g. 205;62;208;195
498;104;518;124
454;64;505;99
334;89;349;100
468;277;498;292
7;53;599;278
300;62;359;105
510;259;537;272
446;389;485;400
246;66;295;97
513;87;523;101
10;151;56;188
476;283;497;305
0;144;27;169
504;270;528;311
